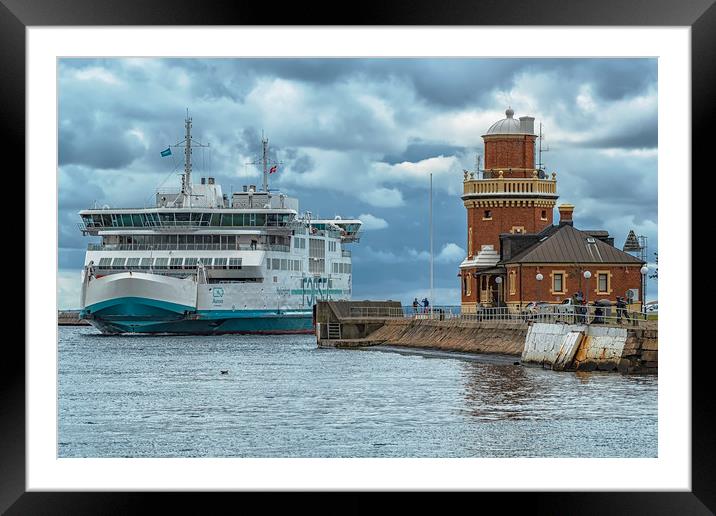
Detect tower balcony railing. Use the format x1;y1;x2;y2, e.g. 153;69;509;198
462;175;557;197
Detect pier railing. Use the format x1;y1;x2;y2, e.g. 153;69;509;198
347;303;652;327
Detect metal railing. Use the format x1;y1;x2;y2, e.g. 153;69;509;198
87;243;291;252
346;303;650;327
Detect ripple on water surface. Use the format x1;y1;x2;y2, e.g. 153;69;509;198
58;326;657;458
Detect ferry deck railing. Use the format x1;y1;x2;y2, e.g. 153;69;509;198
87;243;291;252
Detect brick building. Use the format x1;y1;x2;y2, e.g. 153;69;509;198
459;108;645;312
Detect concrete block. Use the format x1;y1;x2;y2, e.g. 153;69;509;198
641;350;658;362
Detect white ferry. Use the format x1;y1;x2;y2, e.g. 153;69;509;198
78;115;361;334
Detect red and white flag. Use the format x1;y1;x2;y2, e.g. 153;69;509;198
269;165;278;174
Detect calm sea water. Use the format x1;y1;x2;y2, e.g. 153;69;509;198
58;326;657;458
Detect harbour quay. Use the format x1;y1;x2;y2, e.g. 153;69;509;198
58;310;90;326
315;301;657;374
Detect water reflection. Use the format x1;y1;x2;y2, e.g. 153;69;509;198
461;363;539;421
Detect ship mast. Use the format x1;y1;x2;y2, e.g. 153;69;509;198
248;131;283;192
170;109;209;207
261;135;269;193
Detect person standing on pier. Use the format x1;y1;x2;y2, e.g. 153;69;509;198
413;298;420;314
422;297;430;314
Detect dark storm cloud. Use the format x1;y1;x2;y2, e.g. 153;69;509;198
59;122;145;169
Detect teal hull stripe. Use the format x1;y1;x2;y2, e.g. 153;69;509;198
84;296;312;320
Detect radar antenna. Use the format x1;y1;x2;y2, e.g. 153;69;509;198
537;122;550;173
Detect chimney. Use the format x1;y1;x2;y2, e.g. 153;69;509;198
558;204;574;226
519;116;535;135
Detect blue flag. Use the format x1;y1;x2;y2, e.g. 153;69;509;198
160;147;172;157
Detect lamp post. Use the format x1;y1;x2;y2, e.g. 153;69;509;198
495;276;503;310
535;273;543;303
536;272;544;321
640;265;649;317
583;270;592;324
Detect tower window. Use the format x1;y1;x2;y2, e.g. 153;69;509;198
541;210;547;220
483;210;492;220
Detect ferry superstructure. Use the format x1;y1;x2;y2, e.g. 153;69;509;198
78;115;361;334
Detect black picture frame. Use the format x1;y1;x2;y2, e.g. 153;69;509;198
6;0;709;513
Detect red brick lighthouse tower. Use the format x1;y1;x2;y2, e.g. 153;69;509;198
459;108;559;312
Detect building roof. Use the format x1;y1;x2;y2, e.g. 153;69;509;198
484;107;534;136
622;229;642;252
502;224;645;265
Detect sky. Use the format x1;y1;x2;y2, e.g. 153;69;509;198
57;58;658;309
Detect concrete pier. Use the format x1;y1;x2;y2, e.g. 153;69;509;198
315;301;657;373
58;310;90;326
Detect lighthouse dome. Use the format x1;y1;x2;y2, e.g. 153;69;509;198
485;107;529;135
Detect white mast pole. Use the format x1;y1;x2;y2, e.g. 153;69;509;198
262;133;269;192
183;109;193;207
429;172;434;314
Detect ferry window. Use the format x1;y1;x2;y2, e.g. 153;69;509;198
131;214;143;226
92;215;103;226
184;258;198;269
328;279;333;288
199;258;212;268
176;212;190;223
221;214;233;226
295;260;301;271
170;258;183;269
229;258;242;269
102;214;112;227
126;258;140;269
98;258;112;269
266;259;271;270
281;259;288;270
111;257;126;268
255;214;266;226
201;213;211;226
154;258;169;269
215;258;228;269
267;214;278;226
140;258;152;268
210;213;221;226
233;213;244;226
160;212;174;224
272;258;280;270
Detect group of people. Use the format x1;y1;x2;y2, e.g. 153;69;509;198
412;297;430;313
571;291;635;324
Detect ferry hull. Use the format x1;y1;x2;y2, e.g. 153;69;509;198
81;272;314;335
84;310;314;335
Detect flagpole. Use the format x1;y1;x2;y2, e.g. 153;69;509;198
430;172;433;314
